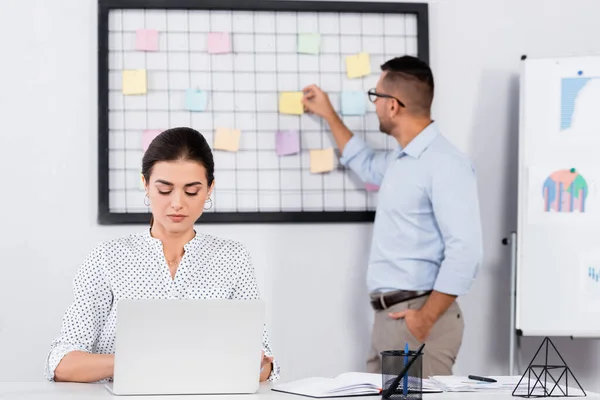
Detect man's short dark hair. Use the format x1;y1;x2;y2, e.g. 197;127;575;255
380;56;434;116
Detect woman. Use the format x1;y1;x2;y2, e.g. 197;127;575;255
44;127;279;383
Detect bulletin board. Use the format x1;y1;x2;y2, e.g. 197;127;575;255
97;0;429;224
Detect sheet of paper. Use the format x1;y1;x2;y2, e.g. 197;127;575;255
346;52;371;78
276;130;300;156
310;148;335;173
135;29;158;51
341;91;366;115
279;92;304;115
298;33;320;54
208;32;231;54
214;127;241;152
122;69;147;95
185;89;208;111
142;129;162;151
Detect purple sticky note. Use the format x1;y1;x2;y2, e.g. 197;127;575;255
276;130;300;156
142;129;162;151
365;183;379;192
136;29;159;51
208;32;231;54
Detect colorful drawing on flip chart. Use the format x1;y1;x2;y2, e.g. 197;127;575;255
560;76;600;135
560;77;600;131
542;169;588;212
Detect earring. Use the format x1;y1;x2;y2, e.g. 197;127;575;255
144;194;150;207
204;197;213;210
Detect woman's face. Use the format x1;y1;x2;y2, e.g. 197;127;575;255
143;160;213;234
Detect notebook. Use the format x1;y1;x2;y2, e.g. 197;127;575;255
272;373;442;398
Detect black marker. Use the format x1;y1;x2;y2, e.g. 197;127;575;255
468;375;497;383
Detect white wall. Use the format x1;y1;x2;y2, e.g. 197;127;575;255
1;0;600;392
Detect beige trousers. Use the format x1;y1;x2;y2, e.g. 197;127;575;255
366;295;464;378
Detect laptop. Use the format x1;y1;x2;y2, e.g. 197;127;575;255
105;298;265;396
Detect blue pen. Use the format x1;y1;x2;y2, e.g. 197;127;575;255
403;343;409;397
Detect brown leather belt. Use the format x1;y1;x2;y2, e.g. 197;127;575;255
370;290;432;311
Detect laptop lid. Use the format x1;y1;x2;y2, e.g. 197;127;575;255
109;298;265;396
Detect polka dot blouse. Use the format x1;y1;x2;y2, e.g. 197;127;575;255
44;229;280;382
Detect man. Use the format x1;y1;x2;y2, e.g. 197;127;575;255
301;56;483;377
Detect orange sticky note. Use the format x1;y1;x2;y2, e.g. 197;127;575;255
346;52;371;78
310;148;335;173
214;127;241;152
122;69;147;95
279;92;304;115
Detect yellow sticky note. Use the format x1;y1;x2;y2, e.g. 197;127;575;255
346;52;371;78
214;127;241;152
122;69;147;95
279;92;304;115
310;148;335;174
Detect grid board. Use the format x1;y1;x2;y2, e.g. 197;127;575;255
98;0;429;224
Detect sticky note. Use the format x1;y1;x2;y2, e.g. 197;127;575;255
122;69;147;95
185;89;208;112
346;52;371;78
142;129;162;151
135;29;158;51
279;92;304;115
208;32;231;54
214;127;241;152
276;130;300;156
365;183;379;192
310;148;335;174
341;91;366;115
298;33;320;54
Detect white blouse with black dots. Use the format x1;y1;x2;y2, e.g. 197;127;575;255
44;229;280;382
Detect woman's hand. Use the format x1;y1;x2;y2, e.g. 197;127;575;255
259;350;274;382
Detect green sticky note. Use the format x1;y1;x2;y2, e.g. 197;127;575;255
298;33;320;54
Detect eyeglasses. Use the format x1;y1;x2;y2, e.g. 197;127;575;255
367;88;406;108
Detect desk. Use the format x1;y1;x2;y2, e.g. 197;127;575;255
0;382;598;400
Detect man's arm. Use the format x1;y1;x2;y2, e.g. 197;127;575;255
417;291;457;327
388;157;483;339
323;112;353;154
430;158;483;298
302;84;392;185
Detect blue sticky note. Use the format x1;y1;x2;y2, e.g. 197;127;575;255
185;89;208;111
341;91;366;115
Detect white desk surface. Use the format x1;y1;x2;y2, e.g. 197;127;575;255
0;382;598;400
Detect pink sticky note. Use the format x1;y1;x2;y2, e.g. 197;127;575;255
136;29;158;51
208;32;231;54
142;129;162;151
275;130;300;156
365;183;379;192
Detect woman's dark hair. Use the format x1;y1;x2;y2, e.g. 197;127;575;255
142;127;215;226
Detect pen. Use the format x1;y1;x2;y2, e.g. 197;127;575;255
468;375;497;383
403;343;408;397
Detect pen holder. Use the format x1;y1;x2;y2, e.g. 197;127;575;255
381;349;423;400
